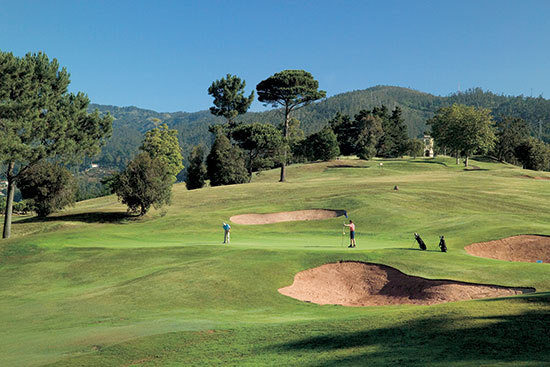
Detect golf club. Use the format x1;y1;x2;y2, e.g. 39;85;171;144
341;223;345;248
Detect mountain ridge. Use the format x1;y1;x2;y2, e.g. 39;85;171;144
89;85;550;168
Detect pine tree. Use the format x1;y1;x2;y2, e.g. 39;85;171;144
256;70;326;181
0;51;112;238
185;145;207;190
206;135;249;186
387;107;409;157
329;112;356;156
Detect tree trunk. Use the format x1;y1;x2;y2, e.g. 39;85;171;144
2;162;15;239
464;155;469;167
280;160;286;182
248;151;254;178
280;106;290;182
455;151;460;165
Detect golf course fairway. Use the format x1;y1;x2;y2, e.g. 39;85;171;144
1;156;550;366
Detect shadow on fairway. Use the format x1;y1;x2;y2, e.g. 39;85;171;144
398;247;445;252
474;156;500;163
464;166;490;171
407;159;448;167
267;296;550;366
326;165;370;169
17;211;133;224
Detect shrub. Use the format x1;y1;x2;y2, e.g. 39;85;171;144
16;161;76;217
114;152;173;215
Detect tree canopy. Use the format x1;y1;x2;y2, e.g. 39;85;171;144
427;104;496;166
354;110;383;160
493;116;530;164
515;137;550;171
16;161;77;217
208;74;254;129
232;123;284;177
0;51;112;238
114;152;173;216
140;124;184;181
296;127;340;162
185;145;207;190
206;134;249;186
256;70;326;181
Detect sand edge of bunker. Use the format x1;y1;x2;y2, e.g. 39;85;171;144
230;209;346;225
465;234;550;263
278;261;534;307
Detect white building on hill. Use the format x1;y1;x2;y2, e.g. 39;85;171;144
423;135;434;157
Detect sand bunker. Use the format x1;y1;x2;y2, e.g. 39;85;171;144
279;261;533;306
521;175;550;180
230;209;346;225
465;235;550;263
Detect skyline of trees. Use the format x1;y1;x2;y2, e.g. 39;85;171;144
4;51;550;222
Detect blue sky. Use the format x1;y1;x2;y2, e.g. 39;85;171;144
1;0;549;112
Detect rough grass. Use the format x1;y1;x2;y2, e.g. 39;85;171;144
2;156;550;366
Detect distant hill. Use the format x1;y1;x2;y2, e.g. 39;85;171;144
90;86;550;169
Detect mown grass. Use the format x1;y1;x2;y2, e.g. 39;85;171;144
1;156;550;366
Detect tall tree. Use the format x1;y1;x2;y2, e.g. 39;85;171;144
232;123;284;177
256;70;326;182
206;135;249;186
185;145;208;190
427;104;496;167
381;107;409;158
493;116;530;164
140;124;184;181
0;51;112;238
353;110;384;160
329;112;355;156
208;74;254;133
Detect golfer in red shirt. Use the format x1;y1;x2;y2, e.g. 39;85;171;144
344;220;356;248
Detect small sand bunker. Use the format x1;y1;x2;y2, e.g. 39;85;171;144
279;261;533;306
465;235;550;263
521;175;550;180
230;209;346;225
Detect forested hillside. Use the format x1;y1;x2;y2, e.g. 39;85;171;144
90;86;550;169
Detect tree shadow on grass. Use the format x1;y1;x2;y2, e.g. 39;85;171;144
326;165;370;169
398;247;446;253
474;156;500;163
464;166;489;171
407;159;448;167
17;211;134;224
265;295;550;366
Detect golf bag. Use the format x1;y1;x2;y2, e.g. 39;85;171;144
439;236;447;252
414;232;427;250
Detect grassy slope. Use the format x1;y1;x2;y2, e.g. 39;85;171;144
1;157;550;366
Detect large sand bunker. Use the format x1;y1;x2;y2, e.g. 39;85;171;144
279;261;533;306
230;209;346;225
465;235;550;263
